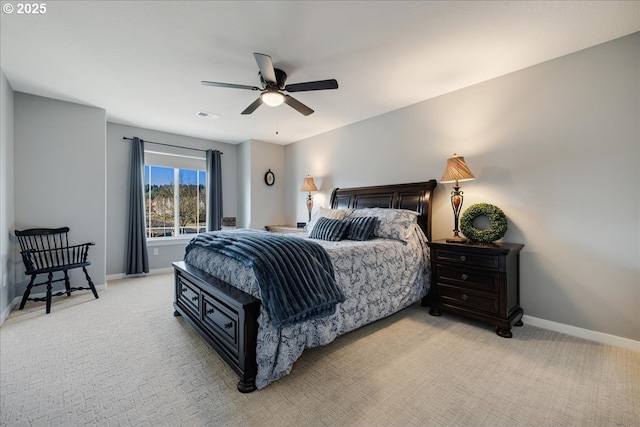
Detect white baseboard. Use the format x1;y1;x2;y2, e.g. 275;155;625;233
106;267;173;282
0;298;17;325
522;315;640;353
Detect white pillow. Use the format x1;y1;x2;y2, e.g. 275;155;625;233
346;208;419;242
306;207;350;235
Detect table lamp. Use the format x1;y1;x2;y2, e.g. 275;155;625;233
440;153;475;242
300;175;318;222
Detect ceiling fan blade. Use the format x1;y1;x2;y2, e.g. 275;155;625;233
241;97;263;115
201;81;261;91
284;79;338;92
253;53;277;84
284;95;314;116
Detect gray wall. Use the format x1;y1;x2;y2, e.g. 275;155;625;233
237;141;251;228
0;70;15;323
236;139;285;230
106;122;238;275
285;33;640;341
13;93;107;295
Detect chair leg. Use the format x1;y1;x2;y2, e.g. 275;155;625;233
19;275;37;310
46;272;53;314
64;270;72;297
83;267;99;299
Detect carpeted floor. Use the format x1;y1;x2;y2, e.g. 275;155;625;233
1;273;638;427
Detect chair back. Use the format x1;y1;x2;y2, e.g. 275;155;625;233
15;227;70;252
15;227;72;273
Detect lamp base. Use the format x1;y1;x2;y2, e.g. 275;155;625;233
446;235;468;243
306;194;313;222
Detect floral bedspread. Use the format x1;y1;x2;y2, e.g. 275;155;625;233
183;225;431;389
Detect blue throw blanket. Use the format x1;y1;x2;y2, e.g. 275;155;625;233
185;231;345;327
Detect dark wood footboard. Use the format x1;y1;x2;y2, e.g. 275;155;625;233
173;261;261;393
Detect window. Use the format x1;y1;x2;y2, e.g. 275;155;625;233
144;165;207;238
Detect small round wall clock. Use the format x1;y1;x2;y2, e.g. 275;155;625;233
264;169;275;186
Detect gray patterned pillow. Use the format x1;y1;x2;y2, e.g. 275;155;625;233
346;208;419;242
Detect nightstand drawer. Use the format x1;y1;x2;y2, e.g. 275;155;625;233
432;248;500;270
435;265;500;293
438;286;499;315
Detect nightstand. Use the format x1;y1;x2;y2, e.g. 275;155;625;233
265;225;306;234
425;239;524;338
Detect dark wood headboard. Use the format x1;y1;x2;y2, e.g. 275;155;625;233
329;180;438;241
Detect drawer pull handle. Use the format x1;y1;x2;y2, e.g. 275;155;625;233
462;294;469;301
207;308;215;315
191;295;198;302
461;274;468;280
224;322;233;329
180;288;187;293
460;255;467;262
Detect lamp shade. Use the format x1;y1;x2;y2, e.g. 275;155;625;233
261;90;285;107
440;154;475;184
300;176;318;192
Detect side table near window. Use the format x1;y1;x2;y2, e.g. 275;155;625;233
265;225;306;235
425;239;524;338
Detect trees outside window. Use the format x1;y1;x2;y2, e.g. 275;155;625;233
145;165;206;238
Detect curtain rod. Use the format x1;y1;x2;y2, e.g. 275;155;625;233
122;137;222;154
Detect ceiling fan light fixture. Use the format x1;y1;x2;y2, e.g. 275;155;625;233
261;90;285;107
202;53;336;115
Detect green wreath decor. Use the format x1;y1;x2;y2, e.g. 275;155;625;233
460;203;508;243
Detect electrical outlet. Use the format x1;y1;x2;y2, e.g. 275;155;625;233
153;248;159;256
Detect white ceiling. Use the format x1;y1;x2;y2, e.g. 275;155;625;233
1;1;638;145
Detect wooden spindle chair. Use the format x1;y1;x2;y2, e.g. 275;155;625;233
15;227;99;314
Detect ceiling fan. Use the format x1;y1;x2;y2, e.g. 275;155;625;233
201;53;338;116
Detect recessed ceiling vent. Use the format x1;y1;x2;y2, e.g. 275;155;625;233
196;111;220;119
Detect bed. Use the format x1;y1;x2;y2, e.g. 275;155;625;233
172;180;437;392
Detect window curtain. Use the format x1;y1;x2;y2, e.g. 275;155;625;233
126;137;149;275
206;149;223;231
